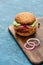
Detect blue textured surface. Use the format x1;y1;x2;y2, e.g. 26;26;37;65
0;0;43;65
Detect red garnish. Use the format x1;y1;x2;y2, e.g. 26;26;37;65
19;25;32;29
24;25;32;29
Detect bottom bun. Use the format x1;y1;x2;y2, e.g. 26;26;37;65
15;26;37;36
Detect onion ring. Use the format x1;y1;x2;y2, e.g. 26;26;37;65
19;26;24;29
24;25;32;29
18;25;32;29
27;38;40;47
24;42;35;50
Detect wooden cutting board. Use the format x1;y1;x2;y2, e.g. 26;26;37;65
8;17;43;64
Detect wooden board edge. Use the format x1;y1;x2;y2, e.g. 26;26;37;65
8;17;43;64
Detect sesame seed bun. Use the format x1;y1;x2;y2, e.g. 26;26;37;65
15;12;36;25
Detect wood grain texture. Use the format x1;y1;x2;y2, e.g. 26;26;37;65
8;17;43;64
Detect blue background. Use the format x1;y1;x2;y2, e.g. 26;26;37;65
0;0;43;65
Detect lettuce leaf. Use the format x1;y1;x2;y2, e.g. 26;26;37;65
13;21;37;27
30;21;37;27
13;21;21;26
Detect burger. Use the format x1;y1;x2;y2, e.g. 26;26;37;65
13;12;37;36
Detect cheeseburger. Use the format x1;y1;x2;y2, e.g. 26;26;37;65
13;12;37;36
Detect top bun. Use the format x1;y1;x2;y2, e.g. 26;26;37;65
15;12;36;25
